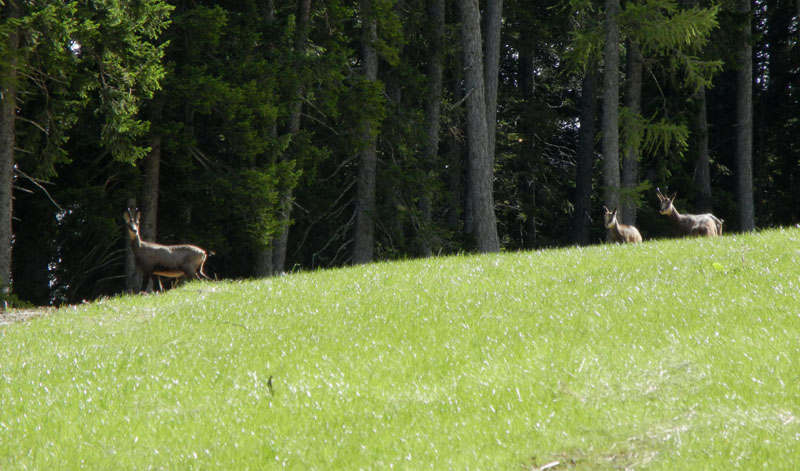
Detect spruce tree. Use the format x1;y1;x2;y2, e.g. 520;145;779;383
0;0;171;300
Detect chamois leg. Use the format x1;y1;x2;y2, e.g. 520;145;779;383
141;272;153;293
198;264;210;280
179;266;198;280
157;275;182;291
692;219;717;237
197;254;210;279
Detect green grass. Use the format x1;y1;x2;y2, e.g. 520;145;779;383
2;228;799;470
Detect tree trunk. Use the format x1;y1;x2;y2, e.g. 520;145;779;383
256;0;277;277
418;0;445;257
270;198;290;272
621;39;642;225
569;70;599;245
736;0;755;231
483;0;503;160
140;100;163;241
446;65;465;234
352;7;378;264
260;0;275;24
518;31;536;248
270;0;311;273
458;0;499;253
0;1;20;292
602;0;621;216
684;0;712;215
692;86;713;213
255;0;279;277
254;249;273;277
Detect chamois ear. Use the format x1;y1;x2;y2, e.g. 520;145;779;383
602;205;609;213
669;192;677;201
123;211;131;223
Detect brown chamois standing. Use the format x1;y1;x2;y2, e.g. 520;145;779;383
656;188;723;237
603;206;642;243
123;208;210;292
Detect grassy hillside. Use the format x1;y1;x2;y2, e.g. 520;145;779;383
1;228;799;470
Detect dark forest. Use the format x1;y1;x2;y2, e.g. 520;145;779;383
1;0;798;305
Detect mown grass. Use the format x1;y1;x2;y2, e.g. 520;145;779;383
1;227;799;470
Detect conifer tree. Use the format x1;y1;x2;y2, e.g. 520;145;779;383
602;0;621;214
0;0;21;293
459;0;500;252
353;1;380;264
0;0;170;298
735;0;754;230
418;0;445;257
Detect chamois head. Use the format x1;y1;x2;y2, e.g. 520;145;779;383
123;208;141;241
603;206;618;229
656;188;676;215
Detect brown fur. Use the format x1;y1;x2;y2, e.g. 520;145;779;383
603;206;642;243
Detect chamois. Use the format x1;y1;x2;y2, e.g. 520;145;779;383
603;206;642;243
656;188;723;237
123;208;209;292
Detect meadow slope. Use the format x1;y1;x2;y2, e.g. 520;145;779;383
1;228;799;470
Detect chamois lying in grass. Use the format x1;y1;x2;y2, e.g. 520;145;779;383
656;188;723;237
124;208;210;292
603;206;642;243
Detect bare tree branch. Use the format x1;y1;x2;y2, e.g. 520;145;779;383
14;166;62;211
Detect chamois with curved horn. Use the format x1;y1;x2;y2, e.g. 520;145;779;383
603;206;642;243
124;208;210;292
656;188;723;237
